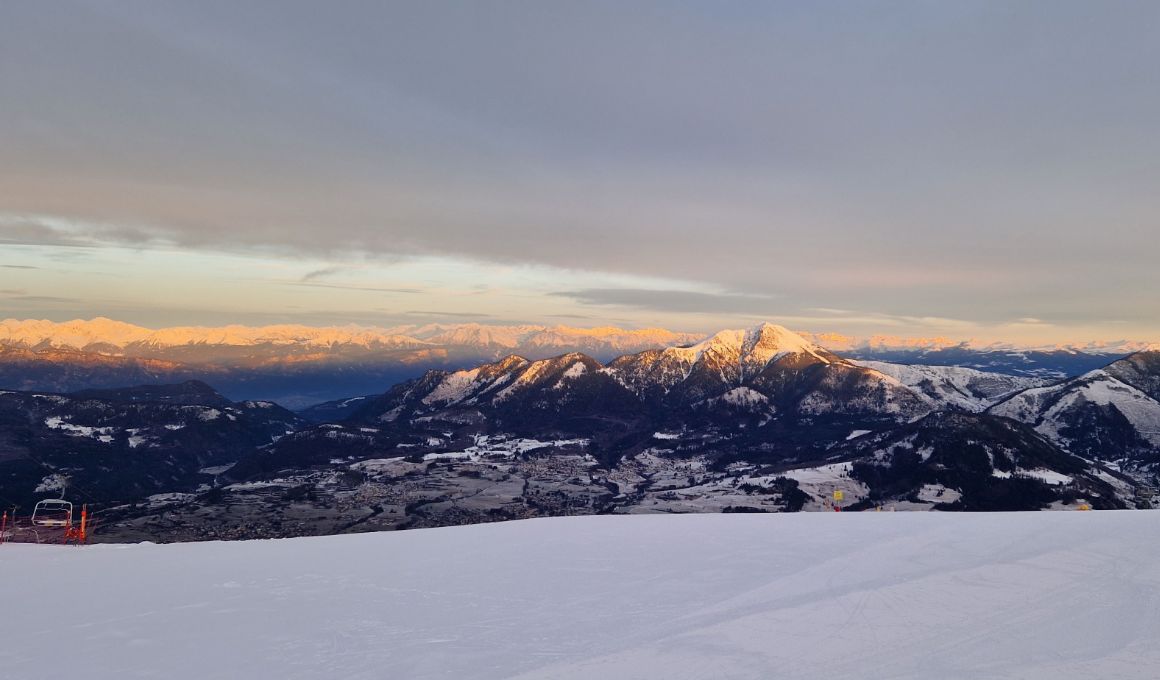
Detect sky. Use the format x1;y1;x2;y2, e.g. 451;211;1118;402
2;1;1159;344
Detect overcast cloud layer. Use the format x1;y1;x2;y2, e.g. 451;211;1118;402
2;1;1159;340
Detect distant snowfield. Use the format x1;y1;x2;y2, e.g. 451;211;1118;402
3;513;1159;680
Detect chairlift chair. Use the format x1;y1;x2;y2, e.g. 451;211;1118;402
31;499;73;527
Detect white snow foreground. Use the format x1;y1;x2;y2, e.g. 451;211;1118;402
3;513;1159;680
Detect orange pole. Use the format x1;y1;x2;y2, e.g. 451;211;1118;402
80;505;87;543
1;510;7;545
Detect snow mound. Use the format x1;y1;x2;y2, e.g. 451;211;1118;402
708;386;769;408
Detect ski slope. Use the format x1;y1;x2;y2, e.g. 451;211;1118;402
3;512;1159;680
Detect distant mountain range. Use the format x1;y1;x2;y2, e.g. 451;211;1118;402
800;331;1155;357
0;318;1145;407
0;318;701;408
841;346;1127;379
3;322;1158;541
0;317;701;353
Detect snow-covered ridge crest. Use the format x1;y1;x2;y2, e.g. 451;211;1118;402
804;331;1159;355
800;332;964;353
855;360;1050;412
667;323;830;367
414;352;601;408
990;368;1160;448
0;317;700;353
419;355;529;406
493;353;597;402
0;317;431;349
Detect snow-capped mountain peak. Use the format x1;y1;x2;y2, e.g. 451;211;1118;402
686;328;744;361
662;323;830;373
742;322;834;368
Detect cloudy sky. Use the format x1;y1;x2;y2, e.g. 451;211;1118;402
2;1;1158;343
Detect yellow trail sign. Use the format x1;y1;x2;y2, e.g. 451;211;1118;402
833;490;844;502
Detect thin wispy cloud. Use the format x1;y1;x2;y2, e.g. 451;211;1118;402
287;281;424;295
300;267;345;282
403;310;493;319
551;289;778;316
6;295;83;304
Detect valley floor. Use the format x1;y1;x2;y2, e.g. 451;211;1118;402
3;512;1159;679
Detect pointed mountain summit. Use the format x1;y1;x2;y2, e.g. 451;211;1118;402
608;323;840;402
742;322;838;374
606;322;928;419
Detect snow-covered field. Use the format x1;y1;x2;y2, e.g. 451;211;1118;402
3;512;1159;680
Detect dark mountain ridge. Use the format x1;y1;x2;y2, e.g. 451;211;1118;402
0;381;302;511
989;350;1160;472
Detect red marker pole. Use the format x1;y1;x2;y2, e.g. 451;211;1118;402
79;505;87;544
1;511;7;545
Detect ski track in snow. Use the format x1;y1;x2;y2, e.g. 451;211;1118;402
2;512;1159;680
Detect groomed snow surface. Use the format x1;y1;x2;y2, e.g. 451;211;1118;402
4;512;1159;680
